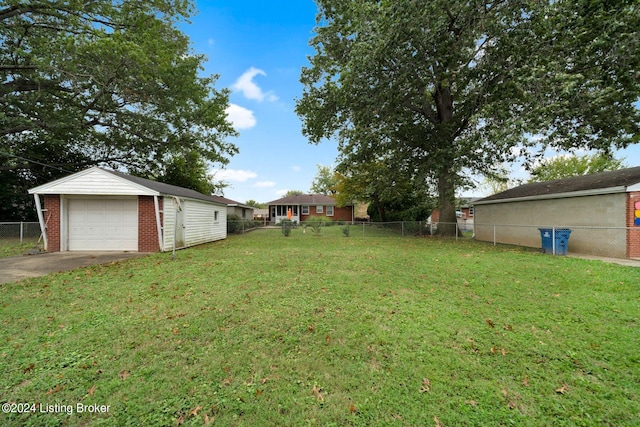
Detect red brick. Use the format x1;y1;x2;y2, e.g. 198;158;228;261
138;196;161;252
627;192;640;258
44;195;61;252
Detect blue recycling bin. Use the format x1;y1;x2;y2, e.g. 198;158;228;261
538;228;572;255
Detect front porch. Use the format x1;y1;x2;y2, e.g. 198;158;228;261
270;204;300;224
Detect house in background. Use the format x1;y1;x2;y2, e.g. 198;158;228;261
473;167;640;258
210;195;254;220
28;167;227;253
266;194;354;224
429;197;480;230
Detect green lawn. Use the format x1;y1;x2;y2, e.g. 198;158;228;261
0;239;42;258
1;229;639;426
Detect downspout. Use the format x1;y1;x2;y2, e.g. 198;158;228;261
153;195;164;252
33;194;48;251
172;196;182;259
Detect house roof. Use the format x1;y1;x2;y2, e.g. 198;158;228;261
29;167;226;206
474;166;640;205
266;194;342;206
209;195;254;210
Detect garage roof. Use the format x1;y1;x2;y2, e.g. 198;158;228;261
29;167;226;205
475;166;640;205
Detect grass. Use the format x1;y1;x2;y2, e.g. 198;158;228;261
1;229;639;426
0;239;42;258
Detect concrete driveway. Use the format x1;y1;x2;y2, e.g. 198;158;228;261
0;252;151;284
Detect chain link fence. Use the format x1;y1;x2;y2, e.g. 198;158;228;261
0;222;42;253
229;219;640;260
474;223;640;259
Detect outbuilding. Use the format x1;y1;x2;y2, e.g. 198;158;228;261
473;167;640;259
28;167;227;252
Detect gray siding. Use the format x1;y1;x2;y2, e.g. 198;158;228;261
474;193;628;257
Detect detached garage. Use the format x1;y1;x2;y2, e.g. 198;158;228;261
473;166;640;259
28;167;227;252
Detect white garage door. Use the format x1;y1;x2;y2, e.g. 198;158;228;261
68;198;138;251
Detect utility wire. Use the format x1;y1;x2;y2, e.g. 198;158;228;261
0;151;75;174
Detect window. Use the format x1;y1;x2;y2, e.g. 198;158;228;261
214;210;219;222
316;205;323;214
326;206;334;216
468;207;474;217
302;205;309;215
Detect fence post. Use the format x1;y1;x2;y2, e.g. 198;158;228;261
493;225;496;246
20;221;24;245
362;222;365;237
242;220;245;234
455;222;458;241
552;226;556;255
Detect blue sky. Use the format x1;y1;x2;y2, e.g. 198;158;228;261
180;1;335;204
181;1;640;204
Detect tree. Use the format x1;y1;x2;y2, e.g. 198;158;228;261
1;0;237;219
155;150;228;196
528;153;626;183
296;0;640;235
285;190;304;197
310;164;338;195
245;200;266;209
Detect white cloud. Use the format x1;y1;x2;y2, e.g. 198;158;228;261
291;165;301;172
208;38;215;46
225;104;256;130
211;169;257;182
254;181;276;188
275;189;289;197
232;67;278;102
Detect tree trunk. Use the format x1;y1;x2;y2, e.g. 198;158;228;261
435;166;459;236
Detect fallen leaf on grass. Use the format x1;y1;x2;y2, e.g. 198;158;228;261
419;378;431;393
312;384;324;401
23;363;34;374
485;319;495;328
522;376;530;387
434;415;443;427
325;334;331;344
556;384;569;394
88;384;97;396
176;414;184;425
46;384;63;395
189;406;201;417
308;324;315;332
349;402;357;414
119;370;130;381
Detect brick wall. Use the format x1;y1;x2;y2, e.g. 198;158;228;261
138;196;161;252
300;205;353;222
627;192;640;258
44;195;61;252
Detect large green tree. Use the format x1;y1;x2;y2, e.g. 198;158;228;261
310;164;338;195
528;153;626;183
296;0;640;235
1;0;237;219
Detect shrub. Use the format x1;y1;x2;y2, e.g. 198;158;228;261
342;225;350;237
302;216;335;227
281;219;293;237
227;214;241;234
